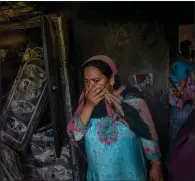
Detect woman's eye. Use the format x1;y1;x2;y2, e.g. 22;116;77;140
93;79;100;83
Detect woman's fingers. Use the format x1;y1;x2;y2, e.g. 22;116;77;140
172;85;179;91
95;90;106;102
172;85;184;93
87;85;103;97
94;89;106;98
92;88;102;96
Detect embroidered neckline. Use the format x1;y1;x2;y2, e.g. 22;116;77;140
97;117;119;145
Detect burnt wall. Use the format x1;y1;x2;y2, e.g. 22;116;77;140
72;21;168;86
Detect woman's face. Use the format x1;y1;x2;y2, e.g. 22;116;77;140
84;66;113;90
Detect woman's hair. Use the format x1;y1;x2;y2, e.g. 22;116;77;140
82;60;121;89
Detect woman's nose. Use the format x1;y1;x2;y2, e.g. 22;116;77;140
88;81;95;89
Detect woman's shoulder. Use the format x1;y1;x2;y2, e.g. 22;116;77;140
124;94;140;100
122;87;143;100
170;61;195;80
171;60;194;70
122;88;143;110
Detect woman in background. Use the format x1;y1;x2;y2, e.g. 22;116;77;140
168;40;195;160
168;69;195;181
67;55;162;181
168;40;195;181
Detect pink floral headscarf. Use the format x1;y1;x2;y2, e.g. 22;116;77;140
67;55;122;139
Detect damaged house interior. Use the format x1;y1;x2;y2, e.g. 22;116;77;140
0;1;194;181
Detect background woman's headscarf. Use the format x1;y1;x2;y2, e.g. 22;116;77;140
169;61;195;109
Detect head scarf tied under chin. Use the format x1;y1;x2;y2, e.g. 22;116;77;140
67;55;153;143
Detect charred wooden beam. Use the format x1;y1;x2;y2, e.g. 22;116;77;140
57;15;80;181
41;16;63;158
0;14;57;32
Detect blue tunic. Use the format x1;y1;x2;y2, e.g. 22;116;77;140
85;117;146;181
74;96;161;181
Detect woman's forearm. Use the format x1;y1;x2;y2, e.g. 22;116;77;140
180;90;193;101
80;104;94;126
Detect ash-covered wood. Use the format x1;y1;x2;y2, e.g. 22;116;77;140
0;45;48;153
0;143;24;181
0;2;43;23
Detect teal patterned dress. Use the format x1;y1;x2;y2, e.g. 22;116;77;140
74;95;161;181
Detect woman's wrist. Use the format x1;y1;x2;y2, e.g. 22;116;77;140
85;102;96;110
151;160;161;166
80;104;95;126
